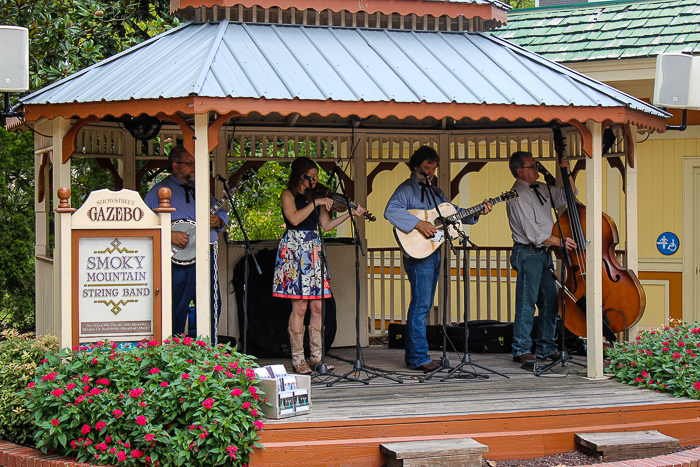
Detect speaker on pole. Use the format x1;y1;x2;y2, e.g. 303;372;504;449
653;53;700;111
0;26;29;93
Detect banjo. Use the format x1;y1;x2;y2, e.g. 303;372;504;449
171;167;258;265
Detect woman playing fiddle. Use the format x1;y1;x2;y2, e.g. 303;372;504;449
272;156;366;374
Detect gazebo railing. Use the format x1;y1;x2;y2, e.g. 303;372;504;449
367;246;517;336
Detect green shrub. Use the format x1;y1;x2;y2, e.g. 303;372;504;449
606;321;700;399
0;329;59;444
26;337;266;466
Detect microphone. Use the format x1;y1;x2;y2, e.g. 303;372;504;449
536;161;551;176
420;170;432;183
215;174;228;184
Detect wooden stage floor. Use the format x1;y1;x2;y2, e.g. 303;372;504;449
250;344;700;466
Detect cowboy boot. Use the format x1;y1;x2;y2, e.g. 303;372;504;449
308;325;334;371
287;327;312;375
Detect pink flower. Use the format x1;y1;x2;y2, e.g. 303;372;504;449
81;424;91;435
51;388;65;398
679;342;686;347
95;421;106;431
117;451;127;462
81;375;90;383
673;352;682;359
42;372;57;381
129;388;144;398
139;401;147;407
214;365;224;372
199;433;207;439
144;434;156;442
251;408;258;417
160;381;168;387
199;375;208;383
694;382;700;390
50;419;59;427
131;449;144;458
149;368;160;375
249;386;257;395
254;420;264;430
135;415;148;426
66;382;76;390
202;398;214;410
242;401;251;409
231;388;242;396
96;379;109;385
112;409;123;418
181;373;190;380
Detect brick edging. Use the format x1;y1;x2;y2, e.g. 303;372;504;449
0;441;100;467
579;447;700;467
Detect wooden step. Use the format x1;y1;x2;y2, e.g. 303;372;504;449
575;430;680;461
380;437;488;467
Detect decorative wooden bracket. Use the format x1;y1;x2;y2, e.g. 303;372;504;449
568;119;593;159
157;112;195;155
208;111;239;153
37;152;50;203
62;116;100;163
622;123;636;169
606;156;626;192
450;162;487;200
95;158;124;191
367;162;399;196
317;160;354;199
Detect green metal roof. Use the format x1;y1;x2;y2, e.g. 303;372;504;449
492;0;700;62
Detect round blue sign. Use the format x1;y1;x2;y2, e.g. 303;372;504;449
656;232;679;255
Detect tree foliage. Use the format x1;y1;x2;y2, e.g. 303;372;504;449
0;1;176;330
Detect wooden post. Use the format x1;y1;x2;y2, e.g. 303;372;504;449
585;120;604;378
194;113;211;340
53;117;72;348
154;187;175;340
625;124;640;339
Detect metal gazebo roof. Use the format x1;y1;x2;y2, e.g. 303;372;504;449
21;20;669;130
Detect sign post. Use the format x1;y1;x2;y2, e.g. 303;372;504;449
56;187;174;348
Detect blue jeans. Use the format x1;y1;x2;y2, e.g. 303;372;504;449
403;250;441;369
510;244;558;358
171;246;222;343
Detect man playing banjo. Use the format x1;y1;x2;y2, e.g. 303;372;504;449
144;145;229;341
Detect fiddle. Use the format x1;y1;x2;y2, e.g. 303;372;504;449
305;183;376;222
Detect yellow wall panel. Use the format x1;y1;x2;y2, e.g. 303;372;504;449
637;281;668;329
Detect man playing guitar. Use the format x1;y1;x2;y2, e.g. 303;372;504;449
144;145;228;341
384;146;492;372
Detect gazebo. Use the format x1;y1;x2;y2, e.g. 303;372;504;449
19;0;669;378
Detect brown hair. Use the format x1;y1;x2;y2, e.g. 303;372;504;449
287;156;319;193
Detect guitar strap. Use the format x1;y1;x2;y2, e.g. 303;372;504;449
420;182;427;203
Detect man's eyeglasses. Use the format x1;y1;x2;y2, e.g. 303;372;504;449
521;165;537;170
175;160;195;167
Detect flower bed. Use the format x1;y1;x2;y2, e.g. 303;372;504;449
606;322;700;399
26;336;265;466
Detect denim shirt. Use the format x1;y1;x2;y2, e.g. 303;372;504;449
384;174;478;233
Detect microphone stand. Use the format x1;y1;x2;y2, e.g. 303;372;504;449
533;165;586;376
310;192;364;384
220;177;262;353
326;166;402;386
417;176;465;383
442;229;510;381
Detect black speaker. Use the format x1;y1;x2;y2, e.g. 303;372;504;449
233;248;336;358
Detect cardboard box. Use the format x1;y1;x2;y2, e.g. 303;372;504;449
258;374;312;419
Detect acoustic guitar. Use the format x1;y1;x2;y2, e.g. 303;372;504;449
171;167;257;265
393;190;518;259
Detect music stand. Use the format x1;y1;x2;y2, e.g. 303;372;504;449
326;166;403;386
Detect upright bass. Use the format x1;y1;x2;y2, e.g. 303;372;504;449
551;124;646;343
